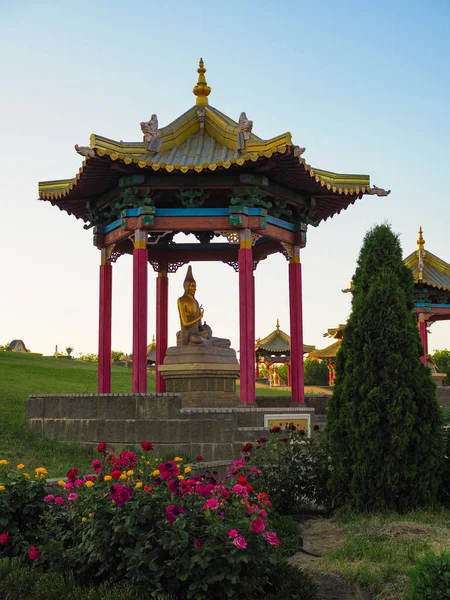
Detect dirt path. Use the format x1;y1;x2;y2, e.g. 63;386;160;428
289;518;375;600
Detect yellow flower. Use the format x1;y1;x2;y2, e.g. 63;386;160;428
23;473;30;479
58;480;66;487
88;513;93;518
151;469;160;476
146;461;151;465
85;480;95;488
177;475;185;480
119;474;127;480
126;470;134;477
82;517;87;522
0;486;5;492
17;464;25;470
135;482;143;489
141;455;145;459
174;457;183;462
0;460;8;466
184;466;192;474
35;467;48;479
103;475;112;482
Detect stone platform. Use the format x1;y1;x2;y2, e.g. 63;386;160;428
159;345;240;407
25;393;316;462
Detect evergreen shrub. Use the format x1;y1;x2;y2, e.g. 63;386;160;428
327;225;444;511
407;550;450;599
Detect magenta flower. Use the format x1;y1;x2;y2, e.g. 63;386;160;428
228;529;239;539
44;494;55;503
203;498;219;510
232;535;247;549
264;532;280;546
194;540;203;548
260;509;267;518
0;532;10;546
232;484;249;498
251;518;265;534
75;479;85;487
91;459;102;473
64;482;74;491
54;497;64;504
68;493;78;501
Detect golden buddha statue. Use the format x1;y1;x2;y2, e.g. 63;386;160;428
177;266;230;347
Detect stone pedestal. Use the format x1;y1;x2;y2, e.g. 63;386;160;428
159;345;240;407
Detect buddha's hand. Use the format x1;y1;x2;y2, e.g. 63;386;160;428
199;305;204;317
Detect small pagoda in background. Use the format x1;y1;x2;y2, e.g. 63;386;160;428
308;325;345;385
255;319;314;386
404;226;450;364
147;335;156;369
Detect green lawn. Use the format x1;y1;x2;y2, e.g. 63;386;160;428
0;352;293;477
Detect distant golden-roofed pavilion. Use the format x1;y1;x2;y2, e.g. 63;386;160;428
404;227;450;364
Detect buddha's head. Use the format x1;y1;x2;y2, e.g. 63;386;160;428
183;266;196;296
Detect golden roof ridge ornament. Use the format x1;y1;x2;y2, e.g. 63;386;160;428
193;58;211;106
417;226;425;251
276;319;280;330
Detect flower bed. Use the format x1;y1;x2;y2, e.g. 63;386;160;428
0;443;317;599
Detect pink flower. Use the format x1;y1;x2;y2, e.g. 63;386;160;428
260;509;267;518
232;484;249;498
54;496;64;504
91;459;102;473
28;546;40;561
232;535;247;549
75;479;85;487
251;518;265;534
0;532;10;546
203;498;219;510
68;493;78;501
264;532;280;547
251;467;263;476
44;494;54;503
194;540;203;548
228;529;239;539
64;482;74;491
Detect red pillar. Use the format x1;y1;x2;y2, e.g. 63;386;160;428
289;246;305;403
156;268;168;393
418;313;428;365
239;229;256;403
132;231;148;393
98;249;112;393
287;363;291;387
255;361;259;379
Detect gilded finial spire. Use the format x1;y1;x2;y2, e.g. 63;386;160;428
276;319;280;330
417;226;425;251
193;58;211;106
152;334;155;344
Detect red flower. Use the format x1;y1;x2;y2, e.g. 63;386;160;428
0;532;10;546
66;468;78;483
144;485;153;493
280;437;288;443
196;456;204;462
313;424;320;431
28;546;40;561
269;426;281;433
288;423;296;431
241;443;253;453
257;437;267;444
251;518;265;534
111;469;122;480
141;441;154;452
245;484;254;493
237;475;248;486
299;429;305;436
97;441;107;453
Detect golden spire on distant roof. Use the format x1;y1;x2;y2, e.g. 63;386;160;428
276;319;280;330
193;58;211;106
151;334;155;344
417;226;425;251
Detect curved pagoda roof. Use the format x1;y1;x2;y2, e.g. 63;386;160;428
147;335;156;362
404;227;450;291
308;323;345;360
255;320;315;355
39;59;389;226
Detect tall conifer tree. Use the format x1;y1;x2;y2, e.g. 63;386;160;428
327;224;444;511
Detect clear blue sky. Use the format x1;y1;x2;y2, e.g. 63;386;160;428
1;0;449;356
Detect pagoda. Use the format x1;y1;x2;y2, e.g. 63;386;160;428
38;59;389;404
308;325;345;385
255;319;314;385
404;227;450;363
